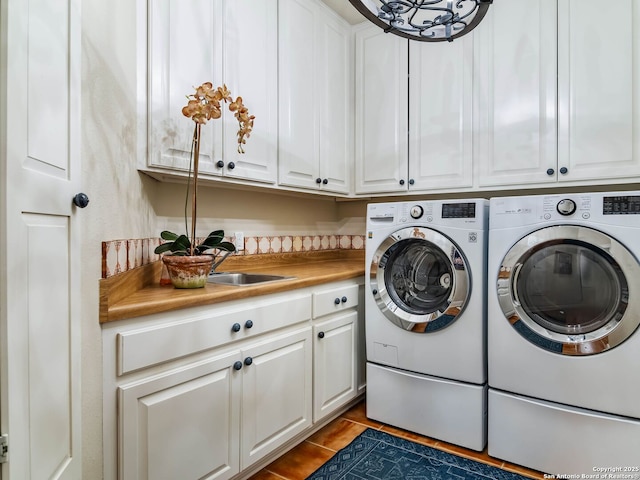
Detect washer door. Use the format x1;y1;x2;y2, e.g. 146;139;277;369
371;226;471;332
497;225;640;355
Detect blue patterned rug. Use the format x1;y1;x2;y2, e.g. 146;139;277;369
307;429;529;480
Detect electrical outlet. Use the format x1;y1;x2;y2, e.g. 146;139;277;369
234;232;244;251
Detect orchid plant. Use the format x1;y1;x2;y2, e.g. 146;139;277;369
155;82;255;261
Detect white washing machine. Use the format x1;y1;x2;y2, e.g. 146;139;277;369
488;192;640;474
365;199;488;451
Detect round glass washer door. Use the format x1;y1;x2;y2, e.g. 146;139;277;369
370;226;471;332
497;225;640;355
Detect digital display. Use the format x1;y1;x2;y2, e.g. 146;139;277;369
603;196;640;215
442;202;476;219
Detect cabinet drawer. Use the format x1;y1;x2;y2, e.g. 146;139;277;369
117;293;312;375
313;283;359;319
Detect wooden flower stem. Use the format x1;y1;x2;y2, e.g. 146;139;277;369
190;123;201;256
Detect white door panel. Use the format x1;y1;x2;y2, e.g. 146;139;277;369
1;0;82;476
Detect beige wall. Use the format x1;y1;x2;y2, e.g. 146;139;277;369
153;182;364;237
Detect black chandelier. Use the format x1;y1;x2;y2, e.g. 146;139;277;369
348;0;493;42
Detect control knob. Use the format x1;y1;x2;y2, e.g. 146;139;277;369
557;199;577;216
410;205;424;219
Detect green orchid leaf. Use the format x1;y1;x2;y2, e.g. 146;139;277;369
207;230;224;238
160;230;179;241
216;241;236;252
172;234;192;252
154;242;174;254
199;236;224;248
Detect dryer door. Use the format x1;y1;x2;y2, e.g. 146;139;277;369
370;226;471;332
497;225;640;355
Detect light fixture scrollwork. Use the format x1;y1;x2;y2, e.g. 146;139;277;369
348;0;493;42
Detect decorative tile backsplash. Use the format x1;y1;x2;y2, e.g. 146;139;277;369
101;234;365;279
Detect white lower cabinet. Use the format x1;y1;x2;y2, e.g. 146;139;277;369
118;327;312;480
313;311;357;422
118;351;242;480
240;328;312;469
104;280;364;480
311;281;363;422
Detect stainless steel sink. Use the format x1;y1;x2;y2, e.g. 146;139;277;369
207;272;294;286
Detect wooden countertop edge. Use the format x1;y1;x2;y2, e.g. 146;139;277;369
100;250;365;324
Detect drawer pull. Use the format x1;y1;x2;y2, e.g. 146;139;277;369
233;361;243;371
318;331;325;339
244;357;253;366
245;319;254;329
231;323;241;332
334;298;341;305
341;296;347;303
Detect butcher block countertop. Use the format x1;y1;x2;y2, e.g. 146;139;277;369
100;250;365;324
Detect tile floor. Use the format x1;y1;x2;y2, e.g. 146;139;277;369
249;400;546;480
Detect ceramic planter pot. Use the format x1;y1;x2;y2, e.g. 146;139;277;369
162;254;214;289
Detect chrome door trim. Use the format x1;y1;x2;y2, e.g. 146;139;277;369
497;225;640;355
370;226;471;332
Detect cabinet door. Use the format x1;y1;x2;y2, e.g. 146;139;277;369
118;351;241;480
278;0;320;190
147;0;223;175
354;24;409;194
313;311;358;422
557;0;640;181
356;285;366;395
474;0;557;187
240;327;313;469
222;0;278;183
318;9;352;194
409;36;473;190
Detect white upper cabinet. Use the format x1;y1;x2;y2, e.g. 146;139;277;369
557;0;640;182
145;0;278;183
278;0;352;195
354;24;408;194
475;0;640;187
354;23;473;194
408;36;474;190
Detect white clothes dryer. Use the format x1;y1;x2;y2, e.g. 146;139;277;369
488;192;640;474
365;199;488;451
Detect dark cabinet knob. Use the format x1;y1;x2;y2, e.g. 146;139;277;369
372;289;378;295
409;179;415;185
341;296;347;303
228;162;235;170
316;177;322;184
318;331;325;339
245;319;253;329
231;323;241;332
244;357;253;366
322;178;328;185
559;167;568;174
73;193;89;208
233;361;243;371
216;160;224;168
399;179;405;186
334;298;341;305
546;168;555;176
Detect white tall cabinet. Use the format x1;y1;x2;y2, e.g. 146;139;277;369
475;0;640;187
278;0;352;195
144;0;278;183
